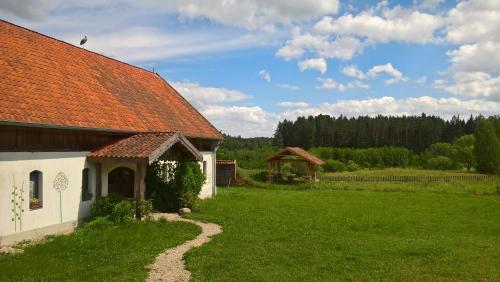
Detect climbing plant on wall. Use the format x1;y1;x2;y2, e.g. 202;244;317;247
53;172;69;223
11;176;25;232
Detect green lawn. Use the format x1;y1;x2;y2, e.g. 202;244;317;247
0;220;200;281
186;182;500;281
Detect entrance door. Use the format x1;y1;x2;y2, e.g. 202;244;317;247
108;167;135;198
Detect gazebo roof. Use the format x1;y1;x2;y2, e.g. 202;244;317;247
266;147;325;166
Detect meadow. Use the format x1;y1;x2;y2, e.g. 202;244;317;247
185;180;500;281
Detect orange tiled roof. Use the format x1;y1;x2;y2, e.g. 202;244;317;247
266;147;325;166
0;20;222;140
88;132;202;162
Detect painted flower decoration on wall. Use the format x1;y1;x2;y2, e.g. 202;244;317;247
53;172;69;191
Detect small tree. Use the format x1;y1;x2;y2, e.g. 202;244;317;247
474;119;500;174
454;134;475;171
173;161;205;209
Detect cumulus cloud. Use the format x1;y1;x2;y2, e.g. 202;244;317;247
445;0;500;45
318;78;369;91
144;0;339;31
367;63;408;84
341;65;367;80
280;96;500;122
447;41;500;73
314;5;442;43
433;72;500;101
276;83;300;91
276;28;363;61
171;81;249;108
298;58;327;74
259;69;271;82
277;101;309;108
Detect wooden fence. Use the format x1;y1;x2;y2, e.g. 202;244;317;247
319;175;500;182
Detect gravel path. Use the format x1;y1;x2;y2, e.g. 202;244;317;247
147;213;222;282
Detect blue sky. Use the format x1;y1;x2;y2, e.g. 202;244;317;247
1;0;499;137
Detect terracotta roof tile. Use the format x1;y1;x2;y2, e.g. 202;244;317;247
0;20;222;140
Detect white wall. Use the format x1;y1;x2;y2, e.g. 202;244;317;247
199;151;216;199
0;152;95;238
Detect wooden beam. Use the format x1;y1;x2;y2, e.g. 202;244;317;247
95;162;102;198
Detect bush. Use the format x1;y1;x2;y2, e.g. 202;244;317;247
474;119;500;174
173;161;205;209
145;162;177;212
90;194;124;218
135;199;153;220
323;160;346;172
346;160;360;172
426;156;455;170
110;201;134;224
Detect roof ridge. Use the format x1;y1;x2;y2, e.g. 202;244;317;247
0;19;156;76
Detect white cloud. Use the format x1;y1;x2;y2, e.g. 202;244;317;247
314;6;442;43
280;96;500;122
276;83;300;91
318;78;369;91
144;0;339;31
413;0;444;11
367;63;408;84
171;81;249;108
202;105;278;137
277;101;309;108
433;72;500;101
416;76;427;84
341;65;367;79
259;69;271;82
445;0;500;45
276;28;363;60
298;58;327;74
447;41;500;73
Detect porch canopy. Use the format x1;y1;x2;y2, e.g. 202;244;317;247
265;147;324;181
88;132;202;217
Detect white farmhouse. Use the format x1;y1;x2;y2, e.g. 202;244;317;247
0;20;222;245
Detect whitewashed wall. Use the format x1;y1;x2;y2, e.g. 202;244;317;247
0;152;95;240
0;149;216;244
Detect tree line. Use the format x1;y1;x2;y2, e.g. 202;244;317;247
273;114;500;152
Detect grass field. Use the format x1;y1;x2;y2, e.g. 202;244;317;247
321;167;486;177
186;181;500;281
0;220;200;281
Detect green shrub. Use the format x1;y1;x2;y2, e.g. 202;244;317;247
474;119;500;174
346;160;360;172
426;156;454;170
145;162;177;212
173;161;205;209
135;199;153;220
323;160;346;172
110;201;134;224
90;194;124;218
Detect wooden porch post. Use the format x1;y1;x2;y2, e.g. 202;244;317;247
134;162;146;219
95;162;102;198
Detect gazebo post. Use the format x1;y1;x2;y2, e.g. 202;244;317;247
134;161;146;219
267;161;273;182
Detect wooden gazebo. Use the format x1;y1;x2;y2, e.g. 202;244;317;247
265;147;325;182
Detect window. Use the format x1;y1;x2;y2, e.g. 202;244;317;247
82;168;92;201
203;161;207;177
29;170;43;210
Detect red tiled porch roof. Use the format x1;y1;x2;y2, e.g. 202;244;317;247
88;132;203;163
0;20;222;140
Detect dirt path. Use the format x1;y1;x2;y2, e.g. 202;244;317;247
147;213;222;282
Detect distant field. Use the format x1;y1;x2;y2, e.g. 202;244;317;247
186;182;500;281
321;167;485;177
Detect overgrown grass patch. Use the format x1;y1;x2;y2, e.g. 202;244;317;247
0;220;200;281
185;183;500;281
